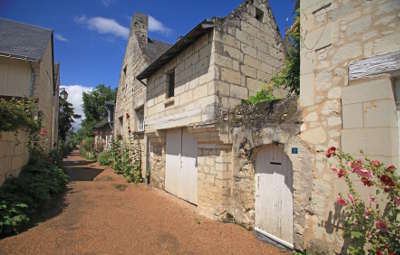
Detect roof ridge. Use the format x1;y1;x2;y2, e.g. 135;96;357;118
0;17;53;32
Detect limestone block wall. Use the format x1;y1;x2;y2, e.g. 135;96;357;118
213;0;286;112
145;32;216;132
300;0;400;252
0;131;30;186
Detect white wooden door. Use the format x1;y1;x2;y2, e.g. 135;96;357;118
255;144;294;249
165;129;198;205
181;129;198;204
165;129;181;196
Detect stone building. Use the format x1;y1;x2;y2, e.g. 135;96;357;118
114;13;170;176
299;0;400;252
133;0;293;247
0;19;60;185
94;102;114;152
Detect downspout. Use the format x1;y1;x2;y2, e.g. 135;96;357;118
29;63;35;97
146;135;150;184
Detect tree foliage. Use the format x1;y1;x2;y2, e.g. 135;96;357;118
58;96;80;142
272;7;300;95
80;84;116;137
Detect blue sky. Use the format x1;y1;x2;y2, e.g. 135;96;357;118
0;0;295;127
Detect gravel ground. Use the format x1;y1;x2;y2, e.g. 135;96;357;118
0;151;288;255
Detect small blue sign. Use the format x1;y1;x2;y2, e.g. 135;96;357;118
292;147;298;154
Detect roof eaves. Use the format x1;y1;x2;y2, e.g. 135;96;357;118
136;19;216;81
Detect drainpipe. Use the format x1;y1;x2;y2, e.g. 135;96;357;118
146;135;150;184
29;63;35;97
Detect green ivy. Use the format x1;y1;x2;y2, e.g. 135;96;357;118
0;98;39;134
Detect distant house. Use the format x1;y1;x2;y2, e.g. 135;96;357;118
94;101;115;151
114;13;171;175
0;19;60;184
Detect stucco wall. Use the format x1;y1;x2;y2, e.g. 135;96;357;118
33;39;57;151
0;130;30;186
0;57;31;97
300;0;400;252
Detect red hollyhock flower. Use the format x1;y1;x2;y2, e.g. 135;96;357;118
361;177;373;187
325;146;336;158
376;220;388;232
350;160;363;172
126;113;130;119
336;195;347;206
40;128;47;137
337;168;347;178
394;196;400;206
371;160;381;167
380;175;395;187
376;249;384;255
386;165;396;173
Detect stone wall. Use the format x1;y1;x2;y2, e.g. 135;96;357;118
224;97;313;250
145;32;216;132
0;130;30;186
114;13;155;175
300;0;400;252
213;0;286;113
0;57;31;97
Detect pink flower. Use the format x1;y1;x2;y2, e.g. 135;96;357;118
394;196;400;206
357;168;373;178
350;160;363;172
337;168;348;178
348;194;355;205
369;196;375;204
376;220;388;232
336;195;347;206
326;146;336;158
364;210;370;220
40;128;47;137
371;160;381;167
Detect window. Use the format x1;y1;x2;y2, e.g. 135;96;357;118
123;65;127;76
255;8;264;22
136;106;144;132
167;69;175;98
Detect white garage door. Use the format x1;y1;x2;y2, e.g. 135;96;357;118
165;128;198;204
255;144;293;249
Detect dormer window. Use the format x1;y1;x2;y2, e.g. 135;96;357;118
255;8;264;22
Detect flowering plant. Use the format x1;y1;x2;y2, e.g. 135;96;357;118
326;147;400;255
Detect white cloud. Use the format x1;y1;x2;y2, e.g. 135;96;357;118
101;0;115;7
55;33;68;42
74;15;129;39
149;16;172;35
60;85;93;130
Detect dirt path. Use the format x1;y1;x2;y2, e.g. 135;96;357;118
0;151;287;255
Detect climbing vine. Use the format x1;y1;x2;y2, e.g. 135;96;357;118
0;98;39;134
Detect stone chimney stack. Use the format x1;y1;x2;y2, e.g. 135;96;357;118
131;13;148;48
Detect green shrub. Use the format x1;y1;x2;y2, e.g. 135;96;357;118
246;89;277;105
0;98;39;133
0;157;68;237
98;151;112;166
79;137;96;160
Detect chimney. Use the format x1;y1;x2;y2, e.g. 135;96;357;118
131;13;148;48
